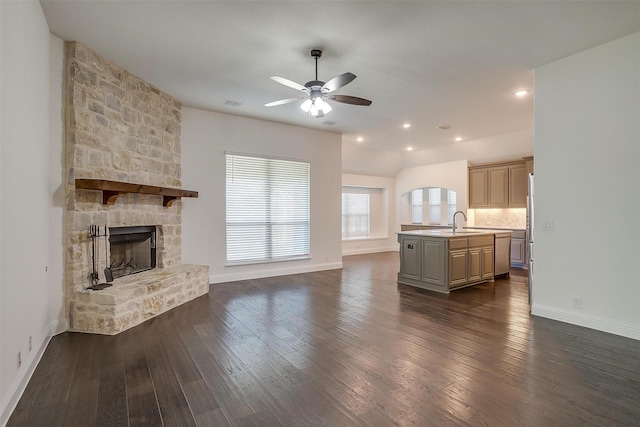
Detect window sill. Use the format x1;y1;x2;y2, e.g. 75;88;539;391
342;236;390;243
225;255;311;268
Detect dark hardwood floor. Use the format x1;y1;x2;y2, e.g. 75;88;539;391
9;252;640;426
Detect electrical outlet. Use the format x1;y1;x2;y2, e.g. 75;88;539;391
572;297;583;309
29;336;32;352
17;351;22;369
541;220;554;231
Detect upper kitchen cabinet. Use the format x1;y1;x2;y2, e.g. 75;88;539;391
469;160;531;208
508;163;527;207
469;169;488;207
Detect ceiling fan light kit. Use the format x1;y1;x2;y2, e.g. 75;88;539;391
266;49;372;118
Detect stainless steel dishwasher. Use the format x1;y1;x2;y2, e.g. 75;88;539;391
494;232;512;277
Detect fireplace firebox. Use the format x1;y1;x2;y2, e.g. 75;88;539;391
109;226;157;279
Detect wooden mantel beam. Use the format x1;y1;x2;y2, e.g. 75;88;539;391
75;179;198;207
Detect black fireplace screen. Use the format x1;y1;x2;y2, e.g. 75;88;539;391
109;226;157;279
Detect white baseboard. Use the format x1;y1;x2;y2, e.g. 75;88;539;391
49;318;68;336
342;246;398;256
532;303;640;341
209;261;343;284
0;319;58;426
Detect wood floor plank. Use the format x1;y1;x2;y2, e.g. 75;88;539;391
8;252;640;426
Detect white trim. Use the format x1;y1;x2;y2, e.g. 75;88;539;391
341;236;390;243
532;303;640;341
342;246;399;256
49;318;68;336
0;320;58;426
210;261;343;284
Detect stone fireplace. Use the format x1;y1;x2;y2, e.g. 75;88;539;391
64;42;208;335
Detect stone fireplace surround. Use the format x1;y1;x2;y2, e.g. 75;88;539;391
64;42;208;335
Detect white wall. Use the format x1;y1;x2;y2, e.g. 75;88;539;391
403;129;533;168
0;2;59;424
342;174;397;255
181;107;343;283
342;142;404;177
49;35;65;334
533;32;640;339
395;160;470;227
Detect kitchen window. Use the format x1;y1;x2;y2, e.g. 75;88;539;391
428;188;441;225
411;189;423;223
406;187;457;225
225;153;310;264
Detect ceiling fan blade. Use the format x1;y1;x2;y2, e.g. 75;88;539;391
322;72;356;93
270;76;308;92
330;95;372;106
264;97;301;107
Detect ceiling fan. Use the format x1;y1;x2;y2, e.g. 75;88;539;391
265;49;372;118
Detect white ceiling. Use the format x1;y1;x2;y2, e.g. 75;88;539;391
41;1;639;153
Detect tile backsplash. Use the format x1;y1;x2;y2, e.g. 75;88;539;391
468;208;527;229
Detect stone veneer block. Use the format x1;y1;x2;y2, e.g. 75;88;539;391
70;264;209;335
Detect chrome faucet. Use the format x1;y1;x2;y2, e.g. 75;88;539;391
452;210;467;233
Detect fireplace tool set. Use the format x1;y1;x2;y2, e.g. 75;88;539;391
87;225;113;291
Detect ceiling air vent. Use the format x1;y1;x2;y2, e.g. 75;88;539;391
322;121;336;126
223;99;242;107
437;124;454;130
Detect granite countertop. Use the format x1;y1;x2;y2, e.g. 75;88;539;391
397;229;507;238
464;226;525;231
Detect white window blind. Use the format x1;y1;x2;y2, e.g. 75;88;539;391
226;153;310;264
411;189;423;223
428;187;441;225
447;190;457;225
342;192;370;239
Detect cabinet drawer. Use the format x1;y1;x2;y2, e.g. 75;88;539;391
449;238;468;250
469;236;493;247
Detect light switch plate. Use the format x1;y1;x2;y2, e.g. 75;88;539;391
541;220;553;231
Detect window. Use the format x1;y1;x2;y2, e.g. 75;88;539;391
405;187;458;225
428;188;441;225
226;153;310;264
342;192;370;239
411;189;423;223
447;190;457;225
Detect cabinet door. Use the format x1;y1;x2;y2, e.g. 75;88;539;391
422;238;446;287
488;167;509;207
509;164;528;207
469;169;488;208
481;246;494;279
510;238;526;265
449;250;468;287
468;248;482;282
400;237;421;280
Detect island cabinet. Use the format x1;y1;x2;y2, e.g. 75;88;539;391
398;231;495;294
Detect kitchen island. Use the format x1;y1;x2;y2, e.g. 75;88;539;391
397;229;508;293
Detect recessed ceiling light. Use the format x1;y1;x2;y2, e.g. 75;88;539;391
356;136;364;142
403;123;411;129
437;124;454;130
514;90;529;97
454;136;464;142
406;146;413;151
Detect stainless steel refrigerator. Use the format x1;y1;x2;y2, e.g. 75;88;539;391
527;173;534;305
